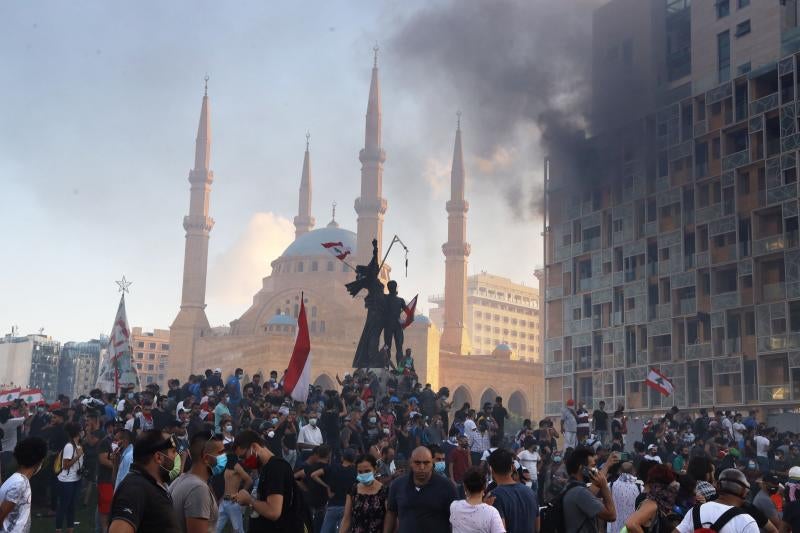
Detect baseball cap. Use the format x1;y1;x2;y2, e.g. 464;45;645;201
788;466;800;480
566;399;575;407
648;444;658;450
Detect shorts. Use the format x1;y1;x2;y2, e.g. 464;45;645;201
97;482;113;514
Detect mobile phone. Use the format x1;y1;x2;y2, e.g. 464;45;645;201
581;466;594;480
620;452;630;461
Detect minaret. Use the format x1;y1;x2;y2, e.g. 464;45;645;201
170;77;214;379
354;46;387;265
441;113;472;355
294;133;315;238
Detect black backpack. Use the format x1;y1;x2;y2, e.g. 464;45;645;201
691;504;744;533
539;481;585;533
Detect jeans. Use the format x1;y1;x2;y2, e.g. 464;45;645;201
216;500;245;533
56;479;81;530
595;430;608;447
321;505;345;533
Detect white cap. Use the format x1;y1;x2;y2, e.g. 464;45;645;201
789;466;800;480
214;368;222;373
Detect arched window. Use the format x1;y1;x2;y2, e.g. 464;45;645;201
311;261;318;272
327;261;334;271
310;321;317;333
320;321;326;333
311;306;318;318
297;262;304;272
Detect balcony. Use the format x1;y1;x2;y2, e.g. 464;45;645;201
678;298;696;315
762;282;786;302
686;342;712;360
722;149;750;171
753;235;786;256
583;237;601;253
759;384;791;402
711;291;740;311
651;346;673;362
750;92;779;115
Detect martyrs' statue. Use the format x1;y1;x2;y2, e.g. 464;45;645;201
383;280;406;366
346;239;386;368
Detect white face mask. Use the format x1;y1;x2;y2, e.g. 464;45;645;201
224;425;233;433
111;442;120;452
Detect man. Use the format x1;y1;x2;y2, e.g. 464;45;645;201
0;437;47;533
592;401;609;447
377;446;397;480
606;460;642;533
217;451;253;533
384;446;457;533
428;445;448;478
418;384;436;419
226;368;243;412
233;430;310;532
109;430;180;533
169;431;225;533
488;448;537;533
576;403;590;443
561;399;578;451
294;445;329;531
752;473;783;531
448;434;471;485
213;394;231;434
674;468;759;533
755;429;771;473
383;280;406;365
114;429;134;490
491;397;509;438
672;445;690;474
311;448;357;533
96;421;116;533
562;447;616;533
298;412;324;451
208;368;224;389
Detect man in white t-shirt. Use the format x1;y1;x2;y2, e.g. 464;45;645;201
732;414;747;446
755;431;771;472
516;437;540;487
675;468;759;533
297;412;324;451
644;444;663;464
0;437;47;533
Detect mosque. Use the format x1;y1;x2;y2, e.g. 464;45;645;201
168;52;544;422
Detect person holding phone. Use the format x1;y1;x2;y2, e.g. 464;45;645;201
562;448;616;533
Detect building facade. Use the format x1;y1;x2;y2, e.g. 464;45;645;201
130;328;170;389
58;339;103;398
430;273;541;361
167;53;544;423
544;0;800;417
0;334;60;401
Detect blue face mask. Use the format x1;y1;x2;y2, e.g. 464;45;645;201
434;461;446;474
356;472;375;485
211;453;228;476
271;418;279;425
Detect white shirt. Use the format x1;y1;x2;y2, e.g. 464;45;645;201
732;422;746;441
0;418;25;452
675;502;758;533
755;435;770;457
449;500;505;533
298;424;324;446
721;417;734;439
643;453;662;464
57;443;83;483
517;449;540;473
0;472;31;533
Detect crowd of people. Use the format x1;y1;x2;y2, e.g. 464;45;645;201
0;361;800;532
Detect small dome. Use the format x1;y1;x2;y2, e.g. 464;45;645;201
414;315;431;325
495;343;511;352
281;226;356;258
267;314;297;326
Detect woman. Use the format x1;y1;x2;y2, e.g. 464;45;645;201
56;422;84;533
339;454;387;533
449;466;505;533
624;464;679;533
0;406;27;481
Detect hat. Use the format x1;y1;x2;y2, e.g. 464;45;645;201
788;466;800;481
728;447;741;457
214;368;222;373
764;473;781;485
278;406;290;416
566;399;575;407
133;433;177;462
390;396;400;403
648;444;658;450
409;397;418;404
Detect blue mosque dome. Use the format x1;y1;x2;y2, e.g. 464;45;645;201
267;314;297;326
281;226;356;258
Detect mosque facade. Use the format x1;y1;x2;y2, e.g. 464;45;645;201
168;54;543;422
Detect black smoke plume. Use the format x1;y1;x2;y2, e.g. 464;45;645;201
388;0;603;218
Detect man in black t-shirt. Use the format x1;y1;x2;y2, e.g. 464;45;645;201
491;397;509;437
295;445;329;532
311;448;357;532
593;401;610;447
233;430;310;533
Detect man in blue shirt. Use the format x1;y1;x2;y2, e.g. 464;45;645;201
488;448;538;533
113;429;134;490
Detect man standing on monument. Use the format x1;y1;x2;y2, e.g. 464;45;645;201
383;280;406;366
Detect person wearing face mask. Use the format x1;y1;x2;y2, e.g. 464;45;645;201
169;432;226;533
339;453;388;533
220;417;235;447
298;412;324;454
311;448;358;533
674;468;759;533
0;437;47;533
215;452;252;533
214;394;231;435
113;429;135;491
752;473;784;531
233;430;312;532
108;430;181;533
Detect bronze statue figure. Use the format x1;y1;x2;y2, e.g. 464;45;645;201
347;239;386;368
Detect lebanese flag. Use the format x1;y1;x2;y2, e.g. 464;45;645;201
321;241;352;261
20;389;44;405
645;367;674;397
400;294;418;329
0;389;20;406
283;296;311;403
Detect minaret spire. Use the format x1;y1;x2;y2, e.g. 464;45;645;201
355;46;387;264
294;132;315;237
441;112;472;356
171;78;215;379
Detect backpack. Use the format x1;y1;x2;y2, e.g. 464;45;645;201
539;481;584;533
691;504;744;533
53;449;63;475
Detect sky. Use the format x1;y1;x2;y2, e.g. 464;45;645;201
0;1;597;341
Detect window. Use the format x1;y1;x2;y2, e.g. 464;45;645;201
297;262;304;272
718;31;731;82
161;343;169;350
327;261;334;271
148;353;155;360
311;261;318;272
136;352;143;359
137;341;144;348
737;0;749;7
735;20;750;37
716;0;729;18
149;342;156;349
790;301;800;332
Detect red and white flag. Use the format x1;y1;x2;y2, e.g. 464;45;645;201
321;241;352;262
0;389;21;406
283;295;311;403
645;367;674;397
96;294;140;394
400;294;418;329
20;389;44;405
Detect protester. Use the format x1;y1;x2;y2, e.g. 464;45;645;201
339;453;387;533
607;459;642;533
311;447;358;533
561;400;577;451
623;464;678;533
487;448;537;533
562;447;616;533
169;431;225;533
674;468;759;533
449;466;505;533
56;422;84;533
0;437;47;533
215;450;252;533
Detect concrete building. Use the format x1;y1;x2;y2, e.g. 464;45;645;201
167;53;543;423
130;328;170;389
430;273;541;361
58;340;103;398
543;0;800;417
0;334;60;401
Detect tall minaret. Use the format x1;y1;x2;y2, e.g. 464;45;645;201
170;77;214;379
441;113;472;355
354;46;387;265
294;133;315;238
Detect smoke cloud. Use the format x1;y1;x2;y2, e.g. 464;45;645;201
388;0;602;218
